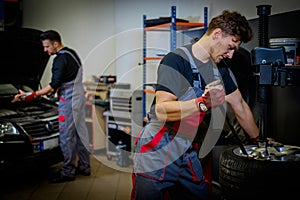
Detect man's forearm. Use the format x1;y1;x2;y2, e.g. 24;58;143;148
36;84;55;97
155;99;198;122
235;100;259;139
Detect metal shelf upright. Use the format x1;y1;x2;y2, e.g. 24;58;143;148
142;6;208;120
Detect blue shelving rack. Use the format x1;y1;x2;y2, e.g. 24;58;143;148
142;6;208;120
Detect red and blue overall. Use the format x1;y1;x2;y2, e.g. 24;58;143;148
52;48;90;178
131;45;231;200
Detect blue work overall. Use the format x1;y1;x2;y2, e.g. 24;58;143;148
132;47;220;200
57;50;90;177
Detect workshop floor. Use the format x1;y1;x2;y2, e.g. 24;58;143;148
0;150;223;200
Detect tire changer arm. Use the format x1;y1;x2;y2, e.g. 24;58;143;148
252;47;300;148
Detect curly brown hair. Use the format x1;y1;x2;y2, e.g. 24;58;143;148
207;10;253;43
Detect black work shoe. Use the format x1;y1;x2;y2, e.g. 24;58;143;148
75;169;91;176
49;174;75;183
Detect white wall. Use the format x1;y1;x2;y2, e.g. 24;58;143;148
209;0;300;19
22;0;116;87
22;0;300;90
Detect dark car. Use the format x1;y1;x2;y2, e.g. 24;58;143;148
0;28;63;172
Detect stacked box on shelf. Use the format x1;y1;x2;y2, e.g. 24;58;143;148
84;81;111;102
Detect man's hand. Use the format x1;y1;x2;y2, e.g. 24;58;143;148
204;80;224;92
11;89;26;103
22;92;37;102
203;88;225;108
195;80;225;111
11;90;37;103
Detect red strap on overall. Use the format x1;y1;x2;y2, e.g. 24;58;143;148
140;125;168;153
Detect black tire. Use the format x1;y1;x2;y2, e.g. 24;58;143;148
219;145;300;199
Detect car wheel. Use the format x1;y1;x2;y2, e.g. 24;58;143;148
219;144;300;199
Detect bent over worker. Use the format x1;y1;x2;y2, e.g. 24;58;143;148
132;10;259;200
13;30;91;183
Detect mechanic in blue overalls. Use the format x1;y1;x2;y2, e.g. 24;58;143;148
132;11;259;200
13;30;90;183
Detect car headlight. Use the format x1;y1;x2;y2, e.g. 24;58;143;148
0;122;19;135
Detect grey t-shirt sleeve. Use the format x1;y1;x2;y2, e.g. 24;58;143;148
156;50;193;99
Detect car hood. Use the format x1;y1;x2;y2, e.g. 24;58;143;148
0;28;50;91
